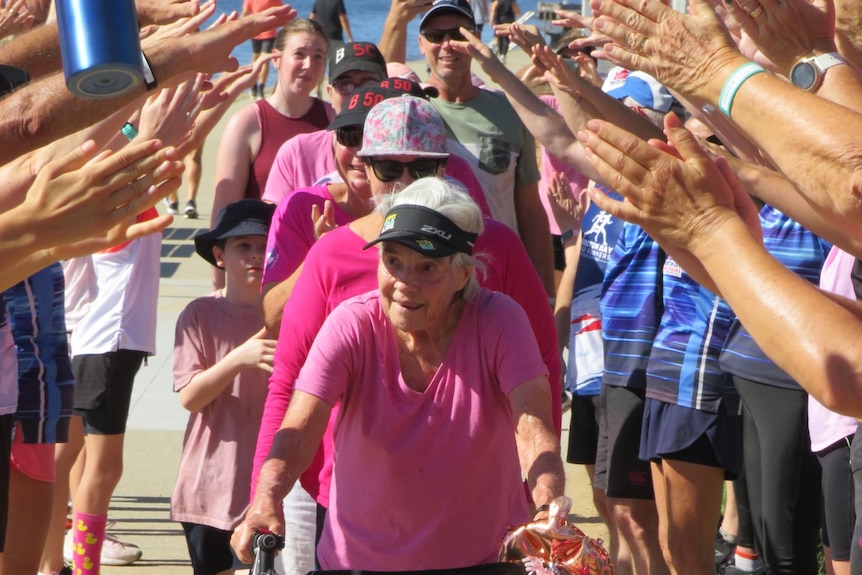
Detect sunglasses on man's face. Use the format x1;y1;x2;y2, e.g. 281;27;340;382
366;158;444;182
420;27;474;44
336;126;363;148
331;77;378;96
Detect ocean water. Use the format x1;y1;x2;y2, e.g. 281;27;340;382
210;0;545;86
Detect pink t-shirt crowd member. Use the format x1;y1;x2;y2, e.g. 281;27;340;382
251;219;562;506
297;289;544;570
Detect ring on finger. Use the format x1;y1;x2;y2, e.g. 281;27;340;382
633;36;647;52
748;5;764;17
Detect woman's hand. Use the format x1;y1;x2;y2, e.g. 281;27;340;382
26;140;184;258
0;0;35;40
535;45;584;97
578;113;760;255
547;172;590;234
137;75;205;147
589;0;744;100
552;10;613;50
496;22;547;55
231;502;286;564
723;0;836;74
311;200;338;239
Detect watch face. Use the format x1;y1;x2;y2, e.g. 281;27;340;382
791;61;817;90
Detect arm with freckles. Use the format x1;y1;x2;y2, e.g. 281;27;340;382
233;390;332;563
510;378;566;511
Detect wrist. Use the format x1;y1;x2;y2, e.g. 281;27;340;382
702;50;750;104
685;208;747;262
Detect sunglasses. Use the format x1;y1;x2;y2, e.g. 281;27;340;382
336;126;363;148
420;27;474;44
331;77;379;96
366;158;444;182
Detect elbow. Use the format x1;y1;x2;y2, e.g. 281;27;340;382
811;356;862;418
179;390;204;413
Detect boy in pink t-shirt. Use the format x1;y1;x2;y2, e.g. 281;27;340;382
171;200;310;574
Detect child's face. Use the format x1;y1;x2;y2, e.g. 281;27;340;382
213;234;268;289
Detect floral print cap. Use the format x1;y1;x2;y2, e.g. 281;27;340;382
357;95;449;159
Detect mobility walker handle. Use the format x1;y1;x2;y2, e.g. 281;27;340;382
250;531;285;575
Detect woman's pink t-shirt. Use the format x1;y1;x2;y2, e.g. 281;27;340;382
297;289;542;570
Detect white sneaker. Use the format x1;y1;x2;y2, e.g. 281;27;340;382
163;197;179;215
63;527;142;566
100;532;142;566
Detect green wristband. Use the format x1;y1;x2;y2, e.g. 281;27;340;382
121;122;138;141
718;62;765;117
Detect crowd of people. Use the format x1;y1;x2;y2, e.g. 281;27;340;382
3;0;862;574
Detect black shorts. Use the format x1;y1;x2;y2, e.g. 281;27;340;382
181;522;250;575
551;234;565;272
566;394;601;465
252;38;275;54
639;397;743;479
0;414;12;552
594;385;654;500
72;350;145;435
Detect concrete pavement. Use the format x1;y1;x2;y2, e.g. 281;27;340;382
96;47;609;574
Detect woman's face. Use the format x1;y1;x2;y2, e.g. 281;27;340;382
378;242;471;336
334;136;371;200
274;31;327;95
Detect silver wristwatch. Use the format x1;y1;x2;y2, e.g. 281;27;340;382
789;52;845;92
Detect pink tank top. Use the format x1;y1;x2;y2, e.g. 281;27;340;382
245;98;331;200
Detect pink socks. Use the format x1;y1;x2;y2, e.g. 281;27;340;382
71;511;107;575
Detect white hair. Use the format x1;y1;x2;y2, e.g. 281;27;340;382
375;177;486;300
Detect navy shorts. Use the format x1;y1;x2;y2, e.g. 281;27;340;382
639;398;743;479
566;394;601;465
593;385;654;500
72;350;145;435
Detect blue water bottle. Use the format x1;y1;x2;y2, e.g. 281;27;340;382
55;0;144;98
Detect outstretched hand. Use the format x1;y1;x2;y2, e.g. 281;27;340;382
0;0;35;40
589;0;743;100
29;139;185;261
722;0;836;74
578;113;760;255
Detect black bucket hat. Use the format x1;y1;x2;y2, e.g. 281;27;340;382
194;199;276;267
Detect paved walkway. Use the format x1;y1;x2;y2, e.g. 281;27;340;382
97;48;609;574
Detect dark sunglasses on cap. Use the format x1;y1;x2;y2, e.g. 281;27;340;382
366;158;445;182
420;27;474;44
336;126;363;148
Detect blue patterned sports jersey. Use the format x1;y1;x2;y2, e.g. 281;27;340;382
7;263;74;443
600;223;663;391
646;257;736;413
566;196;624;396
719;205;831;390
